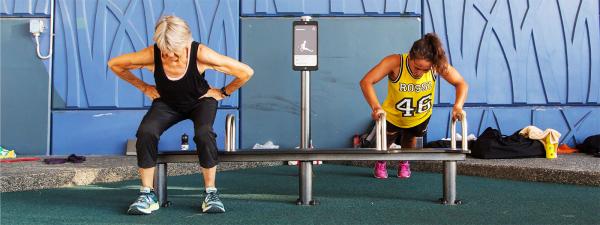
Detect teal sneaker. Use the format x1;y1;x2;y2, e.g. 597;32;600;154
202;190;225;213
127;187;159;215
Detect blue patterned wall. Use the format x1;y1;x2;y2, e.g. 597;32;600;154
424;0;599;105
50;0;239;155
241;0;421;16
422;0;600;145
53;0;239;109
0;0;50;16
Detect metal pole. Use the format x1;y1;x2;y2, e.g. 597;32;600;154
443;161;457;205
444;111;467;205
225;114;236;152
298;16;314;206
376;113;387;151
299;68;313;205
301;72;311;150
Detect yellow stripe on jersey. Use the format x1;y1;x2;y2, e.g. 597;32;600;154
382;53;436;128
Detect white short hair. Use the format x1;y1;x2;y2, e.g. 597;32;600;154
153;15;192;53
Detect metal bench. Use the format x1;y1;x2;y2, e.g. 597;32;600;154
155;113;469;206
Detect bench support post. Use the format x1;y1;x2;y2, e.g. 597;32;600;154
155;163;170;207
443;111;466;205
442;161;461;205
298;162;317;205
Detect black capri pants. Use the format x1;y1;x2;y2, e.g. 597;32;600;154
386;117;430;148
135;98;219;168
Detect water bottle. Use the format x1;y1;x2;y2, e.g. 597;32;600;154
415;137;423;149
544;136;556;159
181;133;189;151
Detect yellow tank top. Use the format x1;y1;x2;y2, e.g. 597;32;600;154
382;53;437;128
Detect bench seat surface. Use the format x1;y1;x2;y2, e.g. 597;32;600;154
157;148;469;162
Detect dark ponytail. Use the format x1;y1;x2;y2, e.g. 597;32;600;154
409;33;448;73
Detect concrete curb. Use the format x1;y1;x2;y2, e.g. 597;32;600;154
331;153;600;186
2;154;598;192
0;156;283;192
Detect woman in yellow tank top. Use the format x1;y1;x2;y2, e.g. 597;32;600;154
359;33;469;179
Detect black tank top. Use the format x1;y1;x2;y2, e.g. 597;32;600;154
153;41;209;112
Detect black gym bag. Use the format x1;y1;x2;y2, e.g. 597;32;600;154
470;127;545;159
576;134;600;155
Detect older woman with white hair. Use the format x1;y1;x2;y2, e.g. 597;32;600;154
108;15;253;215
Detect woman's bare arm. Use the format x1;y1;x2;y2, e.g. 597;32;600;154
108;46;159;99
197;44;254;99
438;65;469;120
359;55;400;120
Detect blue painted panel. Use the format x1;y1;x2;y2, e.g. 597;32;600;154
52;110;238;155
0;0;50;16
52;0;239;109
241;0;421;16
0;19;50;155
423;0;600;105
241;17;421;148
428;106;600;146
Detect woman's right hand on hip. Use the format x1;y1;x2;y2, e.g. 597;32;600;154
142;85;160;100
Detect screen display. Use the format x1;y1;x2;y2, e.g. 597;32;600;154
293;24;318;68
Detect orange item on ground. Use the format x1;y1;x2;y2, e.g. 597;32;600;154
557;144;578;154
0;157;41;163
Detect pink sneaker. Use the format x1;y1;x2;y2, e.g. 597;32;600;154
397;161;411;178
373;161;388;179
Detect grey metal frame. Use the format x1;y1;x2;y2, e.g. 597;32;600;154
159;149;467;163
225;114;235;152
155;112;469;207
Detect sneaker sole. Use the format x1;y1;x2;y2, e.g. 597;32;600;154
202;206;226;213
397;174;411;179
127;203;159;215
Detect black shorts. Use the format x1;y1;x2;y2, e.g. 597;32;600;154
386;117;430;145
